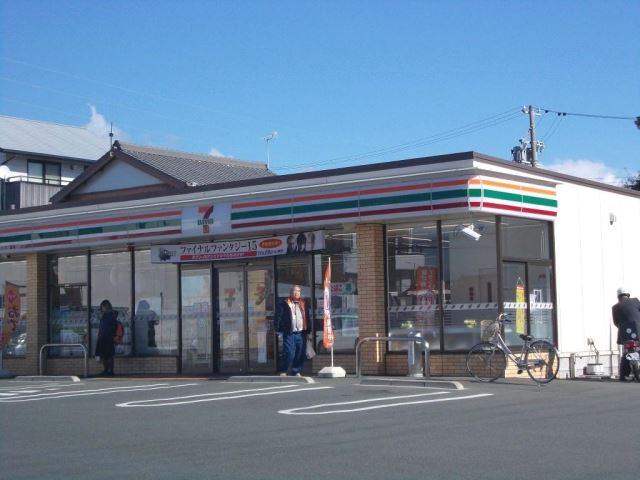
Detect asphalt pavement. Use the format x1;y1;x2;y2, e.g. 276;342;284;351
1;375;637;480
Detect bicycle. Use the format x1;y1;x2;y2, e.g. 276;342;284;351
466;313;560;384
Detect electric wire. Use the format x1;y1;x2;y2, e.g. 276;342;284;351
275;108;522;171
540;107;635;121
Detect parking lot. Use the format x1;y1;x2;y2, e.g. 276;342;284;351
1;376;637;480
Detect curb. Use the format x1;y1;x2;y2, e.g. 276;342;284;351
360;377;464;390
14;375;81;382
228;375;315;384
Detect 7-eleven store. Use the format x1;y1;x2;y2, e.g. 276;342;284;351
1;151;638;378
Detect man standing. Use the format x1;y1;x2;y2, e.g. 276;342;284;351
612;287;640;381
276;285;311;376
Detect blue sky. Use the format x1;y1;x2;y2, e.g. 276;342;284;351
1;1;638;182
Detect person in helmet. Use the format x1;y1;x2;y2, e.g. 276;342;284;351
612;287;640;381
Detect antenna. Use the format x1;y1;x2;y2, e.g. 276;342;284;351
262;131;278;169
109;122;114;149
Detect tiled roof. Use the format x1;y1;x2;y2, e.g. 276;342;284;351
117;142;275;186
0;115;108;161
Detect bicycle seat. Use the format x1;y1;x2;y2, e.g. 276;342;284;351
519;334;533;342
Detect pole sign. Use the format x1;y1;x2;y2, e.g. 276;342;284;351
151;231;324;263
1;282;20;349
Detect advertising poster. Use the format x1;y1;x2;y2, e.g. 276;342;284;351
151;231;324;263
1;282;20;348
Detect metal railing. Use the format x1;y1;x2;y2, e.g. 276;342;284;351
356;336;430;379
39;343;89;378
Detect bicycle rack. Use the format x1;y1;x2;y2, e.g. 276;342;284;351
39;343;89;378
355;336;430;379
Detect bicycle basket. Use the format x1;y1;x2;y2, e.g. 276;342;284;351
480;320;500;342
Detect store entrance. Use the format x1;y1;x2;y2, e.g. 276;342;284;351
216;262;276;374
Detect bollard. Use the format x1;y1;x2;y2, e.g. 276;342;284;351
407;332;424;377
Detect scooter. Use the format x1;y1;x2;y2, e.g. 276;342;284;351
623;340;640;382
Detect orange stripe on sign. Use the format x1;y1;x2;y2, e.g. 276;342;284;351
470;178;555;196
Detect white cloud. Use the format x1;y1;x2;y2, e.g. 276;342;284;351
209;147;224;157
544;159;620;185
85;104;128;142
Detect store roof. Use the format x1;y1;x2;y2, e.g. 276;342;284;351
117;142;275;186
0;115;109;162
50;141;275;203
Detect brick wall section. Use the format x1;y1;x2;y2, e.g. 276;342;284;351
356;223;387;375
5;253;48;376
46;356;179;376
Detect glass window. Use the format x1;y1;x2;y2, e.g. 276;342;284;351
27;161;43;183
442;218;498;351
387;223;440;351
49;255;89;357
90;251;131;356
0;260;27;357
44;162;62;185
313;232;358;353
134;250;178;356
501;217;550;260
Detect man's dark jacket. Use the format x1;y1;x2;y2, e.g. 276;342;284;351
275;297;311;335
612;297;640;344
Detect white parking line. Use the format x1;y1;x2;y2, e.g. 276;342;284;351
279;392;494;415
116;384;333;408
0;383;199;403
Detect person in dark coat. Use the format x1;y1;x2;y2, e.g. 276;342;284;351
612;287;640;381
96;299;118;376
275;285;311;376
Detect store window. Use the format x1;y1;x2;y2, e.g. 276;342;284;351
0;260;27;357
90;251;132;356
313;231;358;353
501;216;554;344
501;217;550;260
49;255;89;357
134;250;178;355
442;219;498;351
387;223;440;351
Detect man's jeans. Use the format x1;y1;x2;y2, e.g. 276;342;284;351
280;332;305;375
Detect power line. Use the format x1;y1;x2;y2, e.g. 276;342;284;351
540;107;635;121
275;107;522;171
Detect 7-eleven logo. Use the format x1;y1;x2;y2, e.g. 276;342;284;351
197;206;214;234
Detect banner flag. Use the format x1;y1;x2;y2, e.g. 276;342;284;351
322;258;334;349
1;282;20;349
515;278;526;334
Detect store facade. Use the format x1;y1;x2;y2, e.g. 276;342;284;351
1;151;638;378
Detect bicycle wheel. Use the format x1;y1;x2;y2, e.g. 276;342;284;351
466;342;507;382
524;341;559;384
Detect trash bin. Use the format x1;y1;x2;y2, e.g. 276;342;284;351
407;332;424;377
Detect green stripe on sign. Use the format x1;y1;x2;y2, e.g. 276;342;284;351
231;206;292;221
432;189;468;200
483;189;522;203
360;192;429;208
31;229;76;240
522;194;557;208
292;199;358;215
0;233;32;243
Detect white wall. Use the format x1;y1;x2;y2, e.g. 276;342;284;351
554;182;640;354
75;159;161;193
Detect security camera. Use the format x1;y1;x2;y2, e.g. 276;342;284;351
460;224;481;241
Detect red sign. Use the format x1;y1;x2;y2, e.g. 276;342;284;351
416;266;438;291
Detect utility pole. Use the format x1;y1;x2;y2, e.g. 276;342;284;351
527;105;538;167
513;106;544;167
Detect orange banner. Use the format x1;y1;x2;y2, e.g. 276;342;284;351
322;258;334;349
1;282;20;348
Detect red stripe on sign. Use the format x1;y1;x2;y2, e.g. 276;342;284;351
432;201;469;210
481;202;556;217
292;211;360;224
359;205;432;217
0;210;181;235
